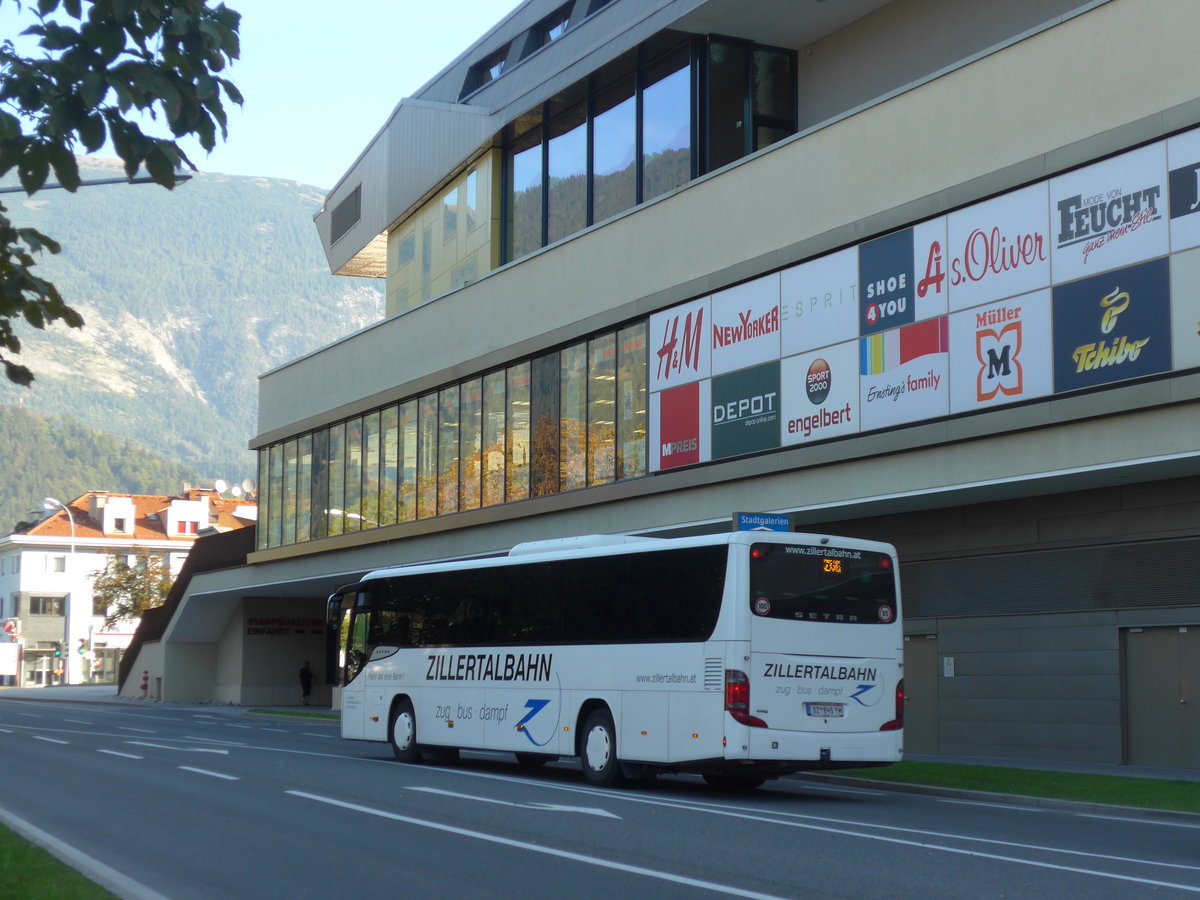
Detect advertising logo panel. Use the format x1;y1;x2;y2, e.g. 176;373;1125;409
1170;248;1200;371
859;317;949;432
781;340;860;446
779;246;859;356
1050;142;1168;282
649;296;711;392
944;183;1051;311
948;291;1053;414
1168;129;1200;252
1052;257;1171;393
711;361;781;460
859;229;915;335
710;273;781;376
912;216;949;322
650;380;710;472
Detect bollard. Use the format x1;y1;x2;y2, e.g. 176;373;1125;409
140;670;149;698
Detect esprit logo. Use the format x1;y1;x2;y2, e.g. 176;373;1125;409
655;308;704;383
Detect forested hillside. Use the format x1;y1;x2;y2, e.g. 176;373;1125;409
0;404;205;532
0;157;382;520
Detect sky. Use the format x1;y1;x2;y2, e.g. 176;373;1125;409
2;0;522;190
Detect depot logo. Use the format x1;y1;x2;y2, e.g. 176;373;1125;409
712;391;778;424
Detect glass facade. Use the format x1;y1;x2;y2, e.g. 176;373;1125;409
257;322;650;551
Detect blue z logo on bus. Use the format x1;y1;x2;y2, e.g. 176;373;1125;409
516;699;554;746
850;684;878;706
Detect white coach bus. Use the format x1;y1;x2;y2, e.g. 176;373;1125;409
329;531;904;789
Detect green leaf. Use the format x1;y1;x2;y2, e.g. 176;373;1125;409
17;150;50;194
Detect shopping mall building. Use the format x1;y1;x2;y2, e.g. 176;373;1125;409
128;0;1200;768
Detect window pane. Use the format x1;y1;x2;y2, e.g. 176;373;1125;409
547;104;587;244
507;362;531;501
707;40;748;171
418;393;438;519
752;47;796;122
443;187;458;242
328;422;346;535
439;387;460;514
642;54;692;201
421;224;432;301
531;352;561;497
282;438;298;545
466;170;478;231
380;406;399;526
363;411;381;528
618;322;648;480
588;333;616;485
460;378;482;510
256;449;269;550
399;400;417;522
268;443;284;547
560;342;587;490
344;417;363;532
398;232;415;266
507;132;543;260
592;79;636;223
482;370;507;507
310;429;329;539
297;434;313;541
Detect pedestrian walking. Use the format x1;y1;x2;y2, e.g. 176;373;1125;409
299;660;313;706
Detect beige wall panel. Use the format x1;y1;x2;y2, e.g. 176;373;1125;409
161;643;216;703
117;640;164;699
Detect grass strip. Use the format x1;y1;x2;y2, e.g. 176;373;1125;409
247;708;339;721
0;826;115;900
833;761;1200;813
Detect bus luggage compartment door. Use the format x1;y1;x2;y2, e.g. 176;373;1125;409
752;652;896;732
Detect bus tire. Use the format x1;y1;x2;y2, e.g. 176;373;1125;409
702;773;766;791
580;709;624;787
390;699;420;764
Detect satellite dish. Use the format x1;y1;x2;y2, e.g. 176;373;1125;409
231;486;244;498
214;478;229;494
242;478;257;494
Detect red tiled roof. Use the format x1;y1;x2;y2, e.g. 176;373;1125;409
27;491;257;543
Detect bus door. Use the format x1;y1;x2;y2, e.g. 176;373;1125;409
332;587;371;738
747;542;901;736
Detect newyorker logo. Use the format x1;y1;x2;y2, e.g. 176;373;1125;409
714;307;779;348
1056;185;1161;266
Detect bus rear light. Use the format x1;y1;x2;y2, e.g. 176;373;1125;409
879;679;905;731
725;670;767;728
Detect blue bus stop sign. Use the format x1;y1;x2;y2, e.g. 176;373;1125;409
734;512;790;532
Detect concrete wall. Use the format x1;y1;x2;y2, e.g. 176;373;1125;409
235;597;330;707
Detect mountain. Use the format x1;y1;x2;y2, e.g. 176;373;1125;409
0;157;383;514
0;404;206;532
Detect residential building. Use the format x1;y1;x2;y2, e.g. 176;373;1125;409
131;0;1199;768
0;489;256;686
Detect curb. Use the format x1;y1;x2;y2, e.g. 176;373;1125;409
795;772;1200;824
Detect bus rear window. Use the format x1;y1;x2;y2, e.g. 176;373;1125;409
749;543;897;625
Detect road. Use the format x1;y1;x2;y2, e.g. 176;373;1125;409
0;695;1197;899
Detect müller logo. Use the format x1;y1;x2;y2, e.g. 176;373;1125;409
1072;286;1149;373
1056;185;1161;265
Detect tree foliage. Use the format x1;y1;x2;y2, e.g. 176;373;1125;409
0;0;241;385
91;544;172;629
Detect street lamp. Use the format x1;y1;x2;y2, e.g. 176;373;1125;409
42;497;75;686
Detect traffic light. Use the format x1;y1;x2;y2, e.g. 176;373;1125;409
52;642;62;658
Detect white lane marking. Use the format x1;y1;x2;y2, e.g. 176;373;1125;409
302;732;333;738
1077;812;1200;830
117;727;156;734
290;790;788;900
179;766;239;781
0;804;170;900
939;798;1045;812
18;713;41;718
98;749;143;760
798;784;887;797
33;735;68;744
225;724;251;729
125;741;229;755
0;727;13;733
260;728;287;733
64;719;94;725
408;786;620;819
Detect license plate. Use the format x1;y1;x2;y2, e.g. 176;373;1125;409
805;703;844;718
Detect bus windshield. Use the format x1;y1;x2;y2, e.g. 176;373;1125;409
748;542;897;625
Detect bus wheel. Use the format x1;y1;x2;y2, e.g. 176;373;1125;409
580;709;624;787
702;773;766;791
390;699;420;764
